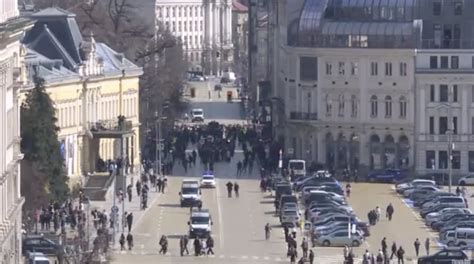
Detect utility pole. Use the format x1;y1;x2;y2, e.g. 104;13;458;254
448;85;453;193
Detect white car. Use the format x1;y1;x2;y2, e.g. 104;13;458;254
191;108;204;122
459;175;474;186
200;173;216;188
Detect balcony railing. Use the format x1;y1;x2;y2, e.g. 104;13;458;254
420;39;474;49
89;119;133;132
289;112;318;121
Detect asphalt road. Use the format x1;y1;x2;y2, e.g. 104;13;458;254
111;79;437;263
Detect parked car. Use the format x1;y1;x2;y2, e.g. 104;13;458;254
422;196;466;210
396;179;436;194
315;230;364;247
415;192;456;208
458;175;474;186
403;185;440;198
425;208;472;226
368;169;406;183
417;248;468;263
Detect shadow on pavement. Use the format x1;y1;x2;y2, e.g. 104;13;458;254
159;203;181;208
260;200;273;204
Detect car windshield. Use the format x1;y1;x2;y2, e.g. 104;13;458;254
284;210;297;215
203;176;214;180
193;110;203;115
182;187;198;194
191;217;209;225
289;162;304;170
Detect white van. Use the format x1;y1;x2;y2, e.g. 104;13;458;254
289;159;306;176
449;228;474;248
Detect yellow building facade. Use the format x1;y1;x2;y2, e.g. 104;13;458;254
20;7;142;185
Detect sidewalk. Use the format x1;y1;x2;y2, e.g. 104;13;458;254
88;173;162;251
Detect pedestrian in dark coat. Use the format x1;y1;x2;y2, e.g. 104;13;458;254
119;233;126;250
226;182;233;197
234;182;240;197
309;249;314;264
126;233;133;250
206;236;214;255
390;242;397;259
425;238;430;255
381;237;387;254
414;238;420;257
126;213;133;233
386;203;394;221
397;246;405;264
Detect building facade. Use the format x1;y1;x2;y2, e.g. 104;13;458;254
415;0;474;176
232;0;248;77
155;0;233;75
273;0;418;174
0;0;33;262
21;8;142;185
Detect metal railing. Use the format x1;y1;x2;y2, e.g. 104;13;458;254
289;112;318;121
89;120;133;132
420;39;474;49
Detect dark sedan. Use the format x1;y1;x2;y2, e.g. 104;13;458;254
23;236;60;256
417;248;468;264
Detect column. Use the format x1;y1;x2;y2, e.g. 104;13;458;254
359;133;370;168
317;132;326;164
462;84;469;134
419;86;426;133
227;3;232;43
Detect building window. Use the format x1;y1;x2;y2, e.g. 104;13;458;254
338;94;345;116
300;57;318;81
453;116;458;134
325;94;332;116
469;152;474;172
190;21;193;31
178;21;182;31
440;56;449;69
429;116;435;134
439;116;448;134
451;56;459;69
370;95;378;117
200;21;203;31
171;7;175;16
385;62;392;76
172;21;176;32
430;56;438;69
338;62;345;75
433;1;441;16
399;62;407;76
399;96;407;118
351;62;358;75
177;6;181;16
430;85;435;102
452;151;461;169
326;62;332;75
351;95;357;117
385;95;392;117
453;85;458;102
439;85;448;102
370;62;378;76
439;151;448;169
190;52;194;61
454;1;463;15
426;150;436;169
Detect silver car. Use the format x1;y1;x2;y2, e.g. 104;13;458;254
425;208;471;226
315;230;364;247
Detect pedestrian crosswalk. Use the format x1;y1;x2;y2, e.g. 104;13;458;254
115;250;364;263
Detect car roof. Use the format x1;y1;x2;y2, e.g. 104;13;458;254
192;108;203;111
182;183;199;188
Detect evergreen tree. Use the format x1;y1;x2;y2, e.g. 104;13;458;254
21;76;69;208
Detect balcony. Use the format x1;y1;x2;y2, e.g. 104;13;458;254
89;119;134;138
289;112;318;121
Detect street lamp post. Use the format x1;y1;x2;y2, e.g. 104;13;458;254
448;85;454;193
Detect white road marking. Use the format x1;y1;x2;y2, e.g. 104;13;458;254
241;255;248;259
252;256;259;260
219;255;225;258
215;180;225;249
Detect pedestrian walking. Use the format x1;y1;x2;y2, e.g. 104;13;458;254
309;249;314;264
234;182;240;197
301;237;309;258
376;249;384;264
193;238;201;256
159;235;168;254
346;183;351;197
206;236;214;255
265;223;271;240
414;238;420;257
390;242;397;259
126;233;134;250
119;233;126;250
127;184;133;202
288;246;297;263
381;237;387;254
226;182;233;197
396;246;405;264
179;236;185;256
386;203;394;221
183;235;190;255
375;206;381;222
126;212;133;233
424;238;430;255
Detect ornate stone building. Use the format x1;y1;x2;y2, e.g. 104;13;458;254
155;0;233;75
0;0;33;262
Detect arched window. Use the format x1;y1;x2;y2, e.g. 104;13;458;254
370;95;378;117
385;95;392;117
399;96;407;118
338;94;345;116
351;95;357;117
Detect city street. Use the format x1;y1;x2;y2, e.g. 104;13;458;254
111;80;438;263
